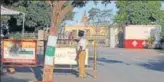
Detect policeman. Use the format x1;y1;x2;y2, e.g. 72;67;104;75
76;30;88;78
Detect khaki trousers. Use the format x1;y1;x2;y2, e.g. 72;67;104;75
78;51;86;78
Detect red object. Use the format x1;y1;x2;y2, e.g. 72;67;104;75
125;39;147;49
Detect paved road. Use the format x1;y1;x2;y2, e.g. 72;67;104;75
1;47;164;82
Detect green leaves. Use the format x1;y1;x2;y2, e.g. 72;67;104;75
25;1;51;28
115;1;164;36
88;8;113;27
1;0;114;32
3;1;51;28
71;0;87;8
115;1;163;25
64;11;76;21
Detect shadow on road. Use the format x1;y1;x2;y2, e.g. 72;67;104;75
158;50;164;53
55;69;95;78
1;75;29;82
54;69;79;77
15;67;43;81
89;57;124;64
98;58;124;64
138;56;164;72
32;67;43;81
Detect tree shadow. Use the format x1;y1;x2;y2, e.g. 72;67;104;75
89;57;124;64
54;65;96;78
1;75;29;82
32;67;43;81
14;67;43;81
138;56;164;72
157;50;164;53
54;69;79;77
14;54;44;81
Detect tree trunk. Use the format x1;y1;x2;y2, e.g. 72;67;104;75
42;1;72;82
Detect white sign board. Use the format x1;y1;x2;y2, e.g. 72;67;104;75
2;40;37;64
125;25;157;39
54;48;89;65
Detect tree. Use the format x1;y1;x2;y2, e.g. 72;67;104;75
88;7;113;46
88;7;113;36
115;1;162;25
115;1;164;36
1;0;75;32
2;1;112;81
158;8;164;36
43;1;111;81
88;8;113;26
2;1;50;30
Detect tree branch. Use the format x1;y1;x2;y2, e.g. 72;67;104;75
45;0;52;6
57;5;73;25
58;1;69;10
49;1;72;35
52;1;69;24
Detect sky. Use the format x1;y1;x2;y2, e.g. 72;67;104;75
66;1;118;25
66;1;164;26
162;1;164;7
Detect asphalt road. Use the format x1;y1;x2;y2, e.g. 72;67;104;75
1;47;164;82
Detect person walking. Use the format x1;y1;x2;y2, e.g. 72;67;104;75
76;30;88;78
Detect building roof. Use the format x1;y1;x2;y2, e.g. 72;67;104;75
1;6;22;15
74;22;86;26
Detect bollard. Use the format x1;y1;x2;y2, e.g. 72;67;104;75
93;40;97;78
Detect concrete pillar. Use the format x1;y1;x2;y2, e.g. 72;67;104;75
110;28;116;48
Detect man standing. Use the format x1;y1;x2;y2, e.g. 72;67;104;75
118;27;124;48
76;30;88;78
69;31;74;46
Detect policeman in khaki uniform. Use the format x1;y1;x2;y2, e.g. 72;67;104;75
76;30;88;78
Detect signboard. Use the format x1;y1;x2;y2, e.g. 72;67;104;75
53;48;89;65
2;39;37;64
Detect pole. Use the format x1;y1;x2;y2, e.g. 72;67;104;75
22;13;25;37
93;40;97;78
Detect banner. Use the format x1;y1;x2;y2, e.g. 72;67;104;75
53;48;89;65
2;40;37;64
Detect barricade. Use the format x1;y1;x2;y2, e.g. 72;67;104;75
1;39;97;81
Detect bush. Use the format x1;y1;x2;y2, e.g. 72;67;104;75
9;32;22;39
147;37;155;49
